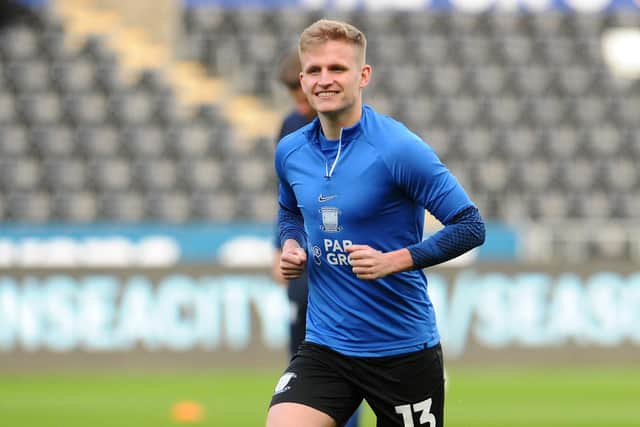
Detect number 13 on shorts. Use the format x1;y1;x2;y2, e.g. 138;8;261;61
394;398;436;427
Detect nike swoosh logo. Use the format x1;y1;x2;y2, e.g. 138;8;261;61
318;194;337;202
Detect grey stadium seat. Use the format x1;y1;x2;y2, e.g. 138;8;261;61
531;191;571;221
0;66;7;90
64;91;110;125
499;193;530;223
95;62;128;93
99;191;146;222
122;125;167;159
485;96;522;127
236;191;278;223
421;127;453;161
0;156;41;191
527;96;567;126
0;26;40;60
180;158;224;192
155;92;189;125
411;34;449;66
602;158;637;192
134;159;178;191
510;65;551;96
544;126;581;160
76;125;121;157
467;65;508;96
488;13;528;37
618;191;640;219
628;128;640;160
394;96;441;131
6;59;51;93
52;190;98;222
537;35;578;66
19;91;64;125
90;158;133;191
0;93;18;123
560;157;598;192
51;57;96;93
146;190;191;223
457;127;496;160
496;35;534;65
575;191;614;219
530;12;567;37
109;90;156;125
0;125;30;157
0;193;5;221
6;191;52;223
471;158;510;193
454;35;495;66
514;157;556;193
586;124;624;158
443;96;481;127
384;64;423;97
498;126;542;160
42;158;86;191
190;190;237;222
31;125;75;158
555;66;593;96
184;5;224;33
230;156;275;192
41;27;69;60
612;96;640;126
170;124;212;158
570;95;610;126
430;64;464;96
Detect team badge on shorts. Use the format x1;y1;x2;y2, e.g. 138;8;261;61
320;207;342;232
274;372;298;395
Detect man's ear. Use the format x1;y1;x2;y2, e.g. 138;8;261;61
360;64;372;88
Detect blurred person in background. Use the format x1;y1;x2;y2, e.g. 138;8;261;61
0;0;41;28
267;19;485;427
271;49;360;427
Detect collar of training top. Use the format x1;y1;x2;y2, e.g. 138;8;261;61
304;104;369;146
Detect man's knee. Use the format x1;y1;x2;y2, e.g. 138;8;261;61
267;402;336;427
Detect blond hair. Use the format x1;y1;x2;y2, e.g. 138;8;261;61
298;19;367;65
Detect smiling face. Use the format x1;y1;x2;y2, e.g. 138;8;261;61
299;39;371;127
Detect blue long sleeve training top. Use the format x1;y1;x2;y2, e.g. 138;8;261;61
275;104;485;357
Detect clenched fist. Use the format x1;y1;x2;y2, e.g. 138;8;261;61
280;239;307;280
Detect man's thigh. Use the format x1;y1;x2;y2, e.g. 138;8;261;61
267;402;336;427
269;342;362;426
357;344;445;427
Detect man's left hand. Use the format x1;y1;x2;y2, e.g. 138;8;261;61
346;245;413;280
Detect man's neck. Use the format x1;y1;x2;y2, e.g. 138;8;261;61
318;102;362;140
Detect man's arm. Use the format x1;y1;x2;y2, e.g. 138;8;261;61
275;140;309;280
406;205;485;268
278;204;307;249
278;203;308;280
280;238;307;280
347;206;485;280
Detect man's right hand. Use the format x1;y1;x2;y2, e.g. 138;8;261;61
280;239;307;280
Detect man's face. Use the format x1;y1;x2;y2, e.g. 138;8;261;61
299;40;370;117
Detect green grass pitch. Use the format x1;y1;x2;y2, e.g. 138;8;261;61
1;365;638;426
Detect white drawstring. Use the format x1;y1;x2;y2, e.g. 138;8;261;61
324;128;343;179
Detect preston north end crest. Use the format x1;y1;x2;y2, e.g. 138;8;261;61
320;206;342;232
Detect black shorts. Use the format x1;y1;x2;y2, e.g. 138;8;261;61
269;341;445;427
